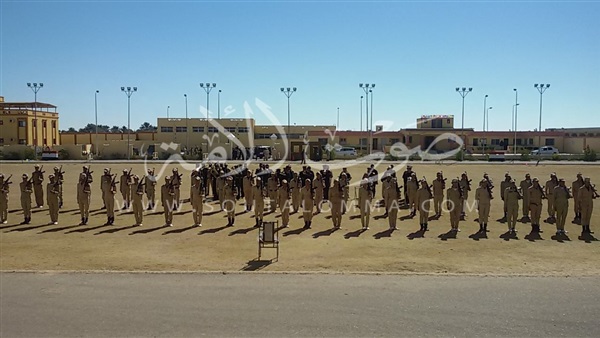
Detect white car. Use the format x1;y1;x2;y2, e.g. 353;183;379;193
531;146;559;156
335;147;358;158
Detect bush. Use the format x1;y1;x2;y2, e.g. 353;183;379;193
454;150;465;161
519;150;531;161
551;153;560;161
583;148;597;162
58;149;71;160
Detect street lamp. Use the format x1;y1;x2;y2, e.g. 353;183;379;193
95;90;99;158
513;88;518;155
27;82;43;160
484;106;493;154
482;94;488;155
337;107;340;129
184;94;189;154
456;87;473;160
218;89;222;119
167;105;170;118
280;87;297;160
121;86;137;160
534;83;550;154
359;83;375;154
360;95;363;133
200;83;217;153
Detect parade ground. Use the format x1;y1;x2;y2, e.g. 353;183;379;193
1;161;599;275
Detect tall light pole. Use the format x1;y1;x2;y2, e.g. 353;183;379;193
218;89;222;119
167;105;170;118
200;83;216;153
456;87;473;160
95;90;99;157
280;87;297;160
513;88;518;154
484;106;493;154
27;82;43;160
482;94;488;155
360;95;363;133
337;107;340;129
534;84;550;153
370;89;374;152
512;103;519;153
184;94;189;154
121;86;137;160
359;83;375;154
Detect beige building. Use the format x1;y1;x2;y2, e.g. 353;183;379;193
0;96;60;148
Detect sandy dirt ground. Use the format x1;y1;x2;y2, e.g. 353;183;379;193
1;161;599;275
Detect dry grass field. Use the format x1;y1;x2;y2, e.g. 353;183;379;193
1;161;599;275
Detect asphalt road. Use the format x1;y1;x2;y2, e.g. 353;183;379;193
1;273;599;337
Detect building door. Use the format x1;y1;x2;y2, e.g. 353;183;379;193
372;138;378;151
424;136;435;150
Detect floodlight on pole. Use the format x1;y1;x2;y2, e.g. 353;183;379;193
95;90;99;157
456;87;473;160
218;89;222;119
27;82;43;160
121;86;137;160
200;82;217;153
184;94;189;153
359;83;375;154
534;83;550;156
280;87;297;160
483;94;488;155
513;88;519;155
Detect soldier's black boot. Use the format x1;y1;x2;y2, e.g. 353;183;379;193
424;223;428;231
254;218;259;228
483;223;488;232
84;217;88;225
479;223;484;232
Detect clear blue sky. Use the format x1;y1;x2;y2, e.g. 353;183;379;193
2;0;599;132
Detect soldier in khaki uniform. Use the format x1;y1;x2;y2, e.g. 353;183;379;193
545;173;559;221
77;172;91;225
223;176;237;226
190;175;204;227
432;172;446;218
474;179;491;232
329;180;343;229
340;172;350;214
528;178;545;233
381;176;391;217
314;172;324;214
105;174;117;225
571;173;584;223
267;173;278;212
500;173;512;221
386;177;400;230
446;179;462;232
416;179;432;231
216;171;226;211
171;168;182;210
277;179;291;228
0;174;10;224
243;171;254;212
100;168;112;210
131;175;144;226
459;172;471;219
578;177;596;235
46;174;60;225
505;180;522;233
519;174;532;220
161;176;174;226
553;178;571;235
145;169;157;210
53;166;65;208
120;169;132;210
406;174;419;217
20;174;33;224
358;179;373;230
32;164;44;208
301;179;314;229
253;177;265;228
290;173;301;213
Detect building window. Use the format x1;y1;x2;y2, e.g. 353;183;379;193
53;138;57;144
175;127;187;132
42;120;47;128
545;138;555;146
160;126;173;132
225;127;236;133
408;136;413;143
529;138;534;145
447;119;451;124
192;126;204;133
431;119;442;128
390;138;399;144
18;120;26;127
318;138;327;145
491;139;500;145
516;139;522;145
340;138;347;144
43;138;47;145
18;139;26;144
52;120;57;128
238;127;249;133
0;138;3;144
208;127;218;133
472;138;478;146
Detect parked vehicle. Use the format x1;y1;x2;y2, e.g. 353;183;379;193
531;146;559;156
335;146;357;158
